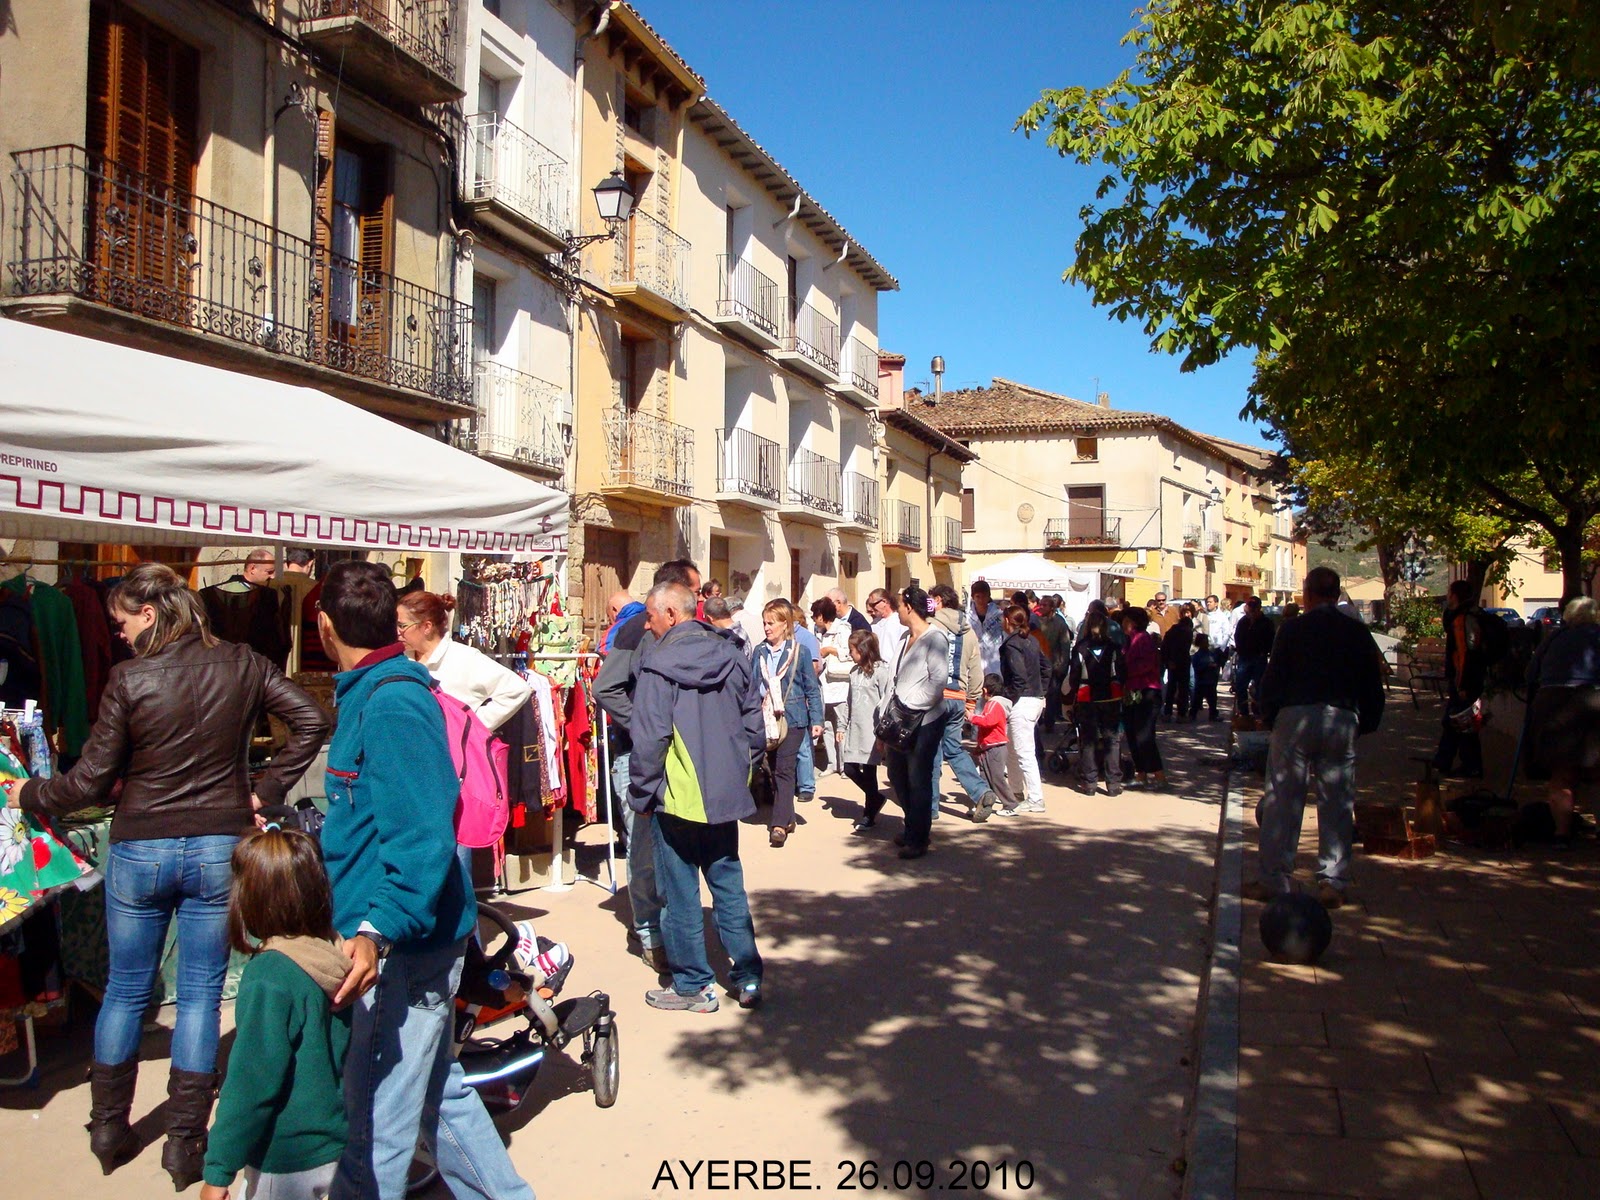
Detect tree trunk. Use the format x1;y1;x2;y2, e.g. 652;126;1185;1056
1376;539;1405;614
1556;520;1587;608
1460;558;1491;604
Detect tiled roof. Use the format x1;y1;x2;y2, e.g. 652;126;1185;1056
688;98;897;292
881;407;979;462
908;377;1277;474
608;3;704;97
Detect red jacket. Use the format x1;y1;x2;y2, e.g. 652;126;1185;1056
969;696;1012;750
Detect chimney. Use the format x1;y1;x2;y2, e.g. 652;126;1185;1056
931;355;945;398
1096;391;1111;408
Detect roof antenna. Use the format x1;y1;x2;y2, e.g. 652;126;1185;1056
931;355;945;398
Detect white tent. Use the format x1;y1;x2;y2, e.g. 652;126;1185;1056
970;553;1103;624
0;320;567;552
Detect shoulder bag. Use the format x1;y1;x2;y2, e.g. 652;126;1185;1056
763;646;797;753
874;637;929;753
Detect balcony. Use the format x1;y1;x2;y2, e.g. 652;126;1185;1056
781;447;844;525
772;300;839;385
603;406;693;505
1044;516;1122;550
714;427;783;510
839;469;880;533
298;1;463;104
461;114;568;255
614;210;689;320
933;516;965;562
452;361;566;477
5;145;472;417
831;335;880;407
1184;524;1222;555
1206;529;1224;555
882;499;922;552
714;255;783;349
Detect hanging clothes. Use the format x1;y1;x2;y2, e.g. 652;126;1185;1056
527;674;562;805
1;576;90;756
297;581;336;674
59;577;116;723
500;700;545;828
0;589;40;712
200;576;292;669
563;679;594;822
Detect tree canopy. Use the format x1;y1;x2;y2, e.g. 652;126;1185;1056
1020;0;1600;600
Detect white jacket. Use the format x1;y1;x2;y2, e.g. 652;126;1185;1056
816;623;853;705
423;638;533;732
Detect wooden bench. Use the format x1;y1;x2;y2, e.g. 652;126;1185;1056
1394;637;1448;709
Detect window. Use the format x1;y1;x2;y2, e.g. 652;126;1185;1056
1075;436;1098;461
1067;485;1105;541
961;488;976;532
786;255;800;318
325;137;390;339
623;89;651;139
471;277;497;362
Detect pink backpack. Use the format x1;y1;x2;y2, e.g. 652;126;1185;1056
374;676;510;849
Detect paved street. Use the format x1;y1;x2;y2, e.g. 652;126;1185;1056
1229;698;1600;1200
2;723;1229;1200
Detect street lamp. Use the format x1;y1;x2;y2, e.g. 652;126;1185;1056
591;169;635;225
1208;484;1223;507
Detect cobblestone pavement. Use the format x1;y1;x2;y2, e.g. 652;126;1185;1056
1227;692;1600;1200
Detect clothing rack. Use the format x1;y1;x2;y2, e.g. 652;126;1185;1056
1;702;39;724
0;555;258;570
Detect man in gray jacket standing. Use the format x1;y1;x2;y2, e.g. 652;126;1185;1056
629;582;767;1013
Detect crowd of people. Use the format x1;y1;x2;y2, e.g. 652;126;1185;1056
7;545;1594;1196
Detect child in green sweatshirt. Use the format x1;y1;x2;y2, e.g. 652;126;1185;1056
201;828;352;1200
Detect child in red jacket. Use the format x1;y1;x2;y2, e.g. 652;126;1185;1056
969;674;1017;812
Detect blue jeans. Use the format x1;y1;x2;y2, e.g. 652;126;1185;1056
886;719;943;851
650;812;762;997
99;835;236;1072
336;938;536;1200
612;751;661;948
1235;655;1268;716
931;698;989;811
795;726;816;797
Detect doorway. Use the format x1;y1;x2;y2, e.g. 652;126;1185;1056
583;527;632;638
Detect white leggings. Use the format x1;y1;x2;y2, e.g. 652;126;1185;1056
1007;696;1045;804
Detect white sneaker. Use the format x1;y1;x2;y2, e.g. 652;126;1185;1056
1015;799;1046;814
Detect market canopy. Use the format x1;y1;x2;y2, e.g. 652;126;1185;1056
970;553;1109;623
0;320;567;552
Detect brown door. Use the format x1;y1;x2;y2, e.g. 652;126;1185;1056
709;534;730;598
1066;485;1105;542
86;0;199;303
1172;566;1184;598
583;528;632;639
789;548;802;604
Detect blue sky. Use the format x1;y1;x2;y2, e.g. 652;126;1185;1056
638;0;1273;448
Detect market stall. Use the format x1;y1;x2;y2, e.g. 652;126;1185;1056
0;320;576;1068
970;553;1115;625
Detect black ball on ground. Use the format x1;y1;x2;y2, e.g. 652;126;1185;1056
1259;893;1334;964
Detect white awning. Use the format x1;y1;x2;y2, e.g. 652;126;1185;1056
971;553;1107;623
0;320;567;552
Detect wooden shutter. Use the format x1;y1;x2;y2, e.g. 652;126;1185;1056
355;156;392;370
312;107;335;346
85;1;197;297
1067;485;1105;541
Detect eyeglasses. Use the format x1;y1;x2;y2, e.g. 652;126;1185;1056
397;621;419;633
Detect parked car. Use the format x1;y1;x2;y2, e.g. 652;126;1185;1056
1528;605;1564;634
1483;607;1524;627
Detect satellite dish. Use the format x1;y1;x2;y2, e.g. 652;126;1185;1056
1017;503;1035;524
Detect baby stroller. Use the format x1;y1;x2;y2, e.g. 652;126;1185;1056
407;902;618;1192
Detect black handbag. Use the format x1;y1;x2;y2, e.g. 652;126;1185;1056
874;642;928;752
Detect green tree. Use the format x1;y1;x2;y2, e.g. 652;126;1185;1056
1020;0;1600;602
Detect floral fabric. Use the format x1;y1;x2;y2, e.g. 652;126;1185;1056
0;746;94;937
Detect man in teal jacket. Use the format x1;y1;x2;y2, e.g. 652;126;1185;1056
629;581;767;1013
315;562;534;1200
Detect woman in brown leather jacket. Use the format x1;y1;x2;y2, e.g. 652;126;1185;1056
2;563;327;1186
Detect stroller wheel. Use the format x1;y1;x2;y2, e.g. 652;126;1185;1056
1048;748;1073;775
406;1139;439;1195
589;1016;620;1108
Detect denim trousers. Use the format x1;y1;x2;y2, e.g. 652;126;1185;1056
795;724;816;797
1234;655;1268;715
99;835;236;1071
1006;696;1046;804
611;751;661;948
335;938;536;1200
931;697;989;811
886;719;943;850
650;812;763;996
1258;704;1359;894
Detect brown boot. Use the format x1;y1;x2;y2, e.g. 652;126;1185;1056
86;1060;142;1175
160;1068;220;1191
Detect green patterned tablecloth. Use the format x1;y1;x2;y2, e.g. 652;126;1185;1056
57;821;247;1005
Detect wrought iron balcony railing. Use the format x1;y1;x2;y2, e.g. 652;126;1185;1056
604;405;693;498
786;447;843;516
453;360;566;473
462;113;568;242
841;469;879;529
715;255;783;342
715;427;782;503
301;0;460;96
1183;522;1203;549
939;516;964;559
839;336;879;401
882;499;922;550
782;301;839;375
1044;516;1122;548
617;209;689;312
6;145;472;407
1205;529;1224;555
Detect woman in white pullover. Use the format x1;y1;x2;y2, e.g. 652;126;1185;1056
883;587;950;860
397;591;532;732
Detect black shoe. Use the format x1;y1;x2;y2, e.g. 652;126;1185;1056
161;1068;220;1191
1105;783;1123;796
852;814;877;832
898;844;928;860
86;1060;141;1175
